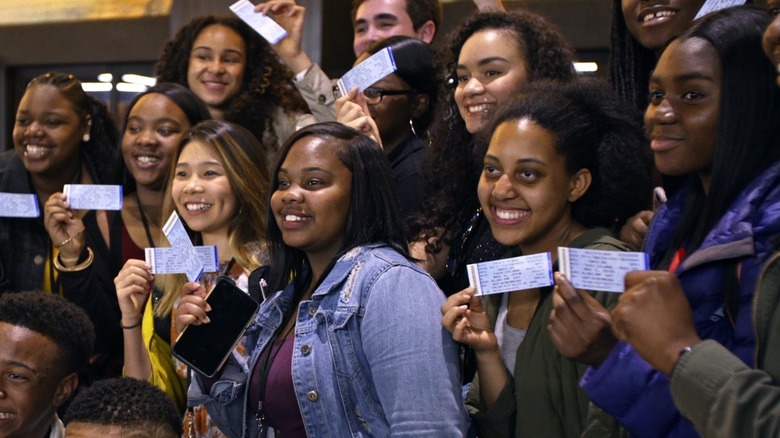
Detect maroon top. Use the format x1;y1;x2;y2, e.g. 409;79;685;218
249;336;307;437
121;221;145;262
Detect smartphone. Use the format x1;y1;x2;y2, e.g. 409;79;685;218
172;276;259;378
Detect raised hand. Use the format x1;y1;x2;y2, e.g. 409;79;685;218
114;259;154;328
44;192;86;262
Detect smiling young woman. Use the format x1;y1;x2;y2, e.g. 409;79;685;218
0;72;118;295
409;11;576;299
550;7;780;437
114;121;269;438
441;79;651;437
179;122;467;437
156;15;316;168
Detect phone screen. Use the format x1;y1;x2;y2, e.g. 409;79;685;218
172;277;259;377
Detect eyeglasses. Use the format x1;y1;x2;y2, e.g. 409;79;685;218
361;87;418;105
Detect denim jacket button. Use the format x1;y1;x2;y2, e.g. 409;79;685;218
33;255;44;265
301;344;312;355
308;306;317;316
306;390;319;401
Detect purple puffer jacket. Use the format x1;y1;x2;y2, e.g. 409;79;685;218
581;160;780;438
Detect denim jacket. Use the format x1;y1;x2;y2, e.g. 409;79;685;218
189;244;467;438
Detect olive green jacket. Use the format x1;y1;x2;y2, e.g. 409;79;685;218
465;228;629;438
671;252;780;437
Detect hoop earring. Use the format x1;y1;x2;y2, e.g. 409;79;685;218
409;119;418;139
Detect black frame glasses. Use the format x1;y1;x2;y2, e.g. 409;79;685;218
361;87;418;105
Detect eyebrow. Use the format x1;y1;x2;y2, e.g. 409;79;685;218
485;154;544;165
2;359;38;374
457;56;509;70
191;46;243;56
127;116;182;125
16;109;67;117
651;71;717;83
277;166;334;175
175;160;223;167
355;12;399;26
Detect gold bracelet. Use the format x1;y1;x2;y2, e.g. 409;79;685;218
54;247;94;272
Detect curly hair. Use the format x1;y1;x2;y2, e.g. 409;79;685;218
155;15;309;150
26;72;120;184
63;377;182;437
478;79;653;229
0;291;94;376
410;10;575;243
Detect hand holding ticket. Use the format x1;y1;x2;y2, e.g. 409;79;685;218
230;0;288;44
336;47;397;96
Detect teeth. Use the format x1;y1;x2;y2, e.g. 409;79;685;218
643;10;675;22
0;412;12;419
25;145;48;155
137;156;160;164
186;203;210;211
469;104;491;114
285;214;305;222
496;209;527;220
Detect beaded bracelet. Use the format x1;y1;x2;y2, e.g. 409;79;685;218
53;247;94;272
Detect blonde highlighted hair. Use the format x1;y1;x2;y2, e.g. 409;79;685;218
155;120;270;317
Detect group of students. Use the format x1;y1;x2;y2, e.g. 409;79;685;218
2;0;780;437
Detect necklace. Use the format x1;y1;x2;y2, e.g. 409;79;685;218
134;191;156;248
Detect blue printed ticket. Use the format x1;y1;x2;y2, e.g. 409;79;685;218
161;211;204;282
145;246;219;275
695;0;746;19
0;193;39;217
63;184;122;210
230;0;288;44
467;253;554;296
336;47;396;96
558;247;649;293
